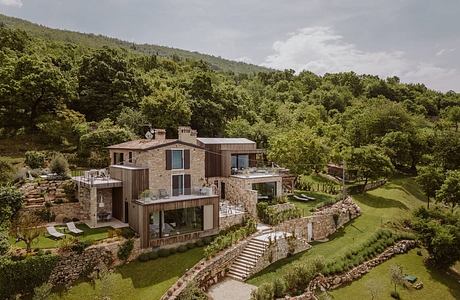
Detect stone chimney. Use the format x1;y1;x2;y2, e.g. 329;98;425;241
154;129;166;141
178;126;197;144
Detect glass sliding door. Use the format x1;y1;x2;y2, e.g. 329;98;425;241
172;174;184;196
161;206;203;237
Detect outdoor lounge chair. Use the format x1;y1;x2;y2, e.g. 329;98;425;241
66;222;83;234
46;226;65;238
159;189;170;199
301;194;316;200
293;195;313;202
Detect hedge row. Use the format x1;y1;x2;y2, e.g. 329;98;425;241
138;238;212;262
257;202;301;225
0;254;60;299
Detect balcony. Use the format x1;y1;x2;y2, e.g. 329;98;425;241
135;187;217;205
231;167;282;179
72;169;122;189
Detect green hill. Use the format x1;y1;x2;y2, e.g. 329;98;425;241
0;13;270;74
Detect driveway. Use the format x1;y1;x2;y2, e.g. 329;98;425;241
208;278;257;300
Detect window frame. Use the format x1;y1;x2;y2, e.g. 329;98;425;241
171;149;185;170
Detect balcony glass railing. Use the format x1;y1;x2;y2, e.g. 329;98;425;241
231;167;280;176
137;187;215;204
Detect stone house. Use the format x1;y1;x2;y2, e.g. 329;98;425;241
74;127;294;248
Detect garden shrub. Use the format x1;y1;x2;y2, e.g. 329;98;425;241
117;239;134;261
257;202;301;225
25;151;46;169
273;277;287;298
49;154;70;177
177;280;207;300
251;282;274;300
158;248;170;257
121;227;136;239
196;239;204;247
204;218;257;259
149;250;159;260
0;157;15;184
0;254;59;299
0;229;10;255
169;247;177;254
138;252;150;262
177;245;188;253
62;180;77;201
0;185;24;226
186;242;196;249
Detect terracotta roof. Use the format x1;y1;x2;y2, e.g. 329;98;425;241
107;139;203;150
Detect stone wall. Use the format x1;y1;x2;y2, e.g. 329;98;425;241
19;179;75;207
20;202;87;222
219;212;248;230
251;235;311;277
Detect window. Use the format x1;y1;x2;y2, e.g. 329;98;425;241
171;149;184;169
231;154;249;173
113;152;124;165
252;182;277;201
172;174;184;196
128;152;133;163
149;207;204;239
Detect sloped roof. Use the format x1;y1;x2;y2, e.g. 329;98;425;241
107;139;203;150
196;137;255;145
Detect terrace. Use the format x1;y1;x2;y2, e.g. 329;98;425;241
72;169;122;189
231;167;283;179
135;187;217;205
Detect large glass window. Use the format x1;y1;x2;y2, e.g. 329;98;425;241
171;150;184;169
231;154;249;173
149;207;204;239
172;174;184;196
252;182;277;201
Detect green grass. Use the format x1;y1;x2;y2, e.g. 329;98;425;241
247;176;427;286
329;249;460;300
9;224;110;249
50;247;204;300
288;191;336;216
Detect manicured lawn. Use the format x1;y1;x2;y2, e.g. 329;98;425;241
288;191;335;217
50;247;204;300
247;176;427;286
330;249;460;300
9;224;110;249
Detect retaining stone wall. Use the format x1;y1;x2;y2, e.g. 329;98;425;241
20;179;75;207
20;202;88;222
219;212;248;230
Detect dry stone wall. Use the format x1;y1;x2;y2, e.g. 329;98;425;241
20;202;87;222
219;212;248;230
19;179;75;207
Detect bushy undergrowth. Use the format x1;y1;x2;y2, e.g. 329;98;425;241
138;237;211;262
322;229;415;275
257;202;302;225
204;218;257;259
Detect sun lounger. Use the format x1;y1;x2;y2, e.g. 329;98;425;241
46;226;65;238
293;195;313;202
301;194;316;200
66;222;83;234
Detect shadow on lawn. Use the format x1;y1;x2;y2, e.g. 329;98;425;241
354;193;409;210
426;264;460;299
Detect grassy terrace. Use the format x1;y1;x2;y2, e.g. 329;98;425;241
51;247;204;300
248;176;425;283
9;224;110;249
330;249;460;300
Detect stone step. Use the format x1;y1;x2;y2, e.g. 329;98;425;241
230;262;253;273
237;253;260;264
227;270;246;281
244;244;266;253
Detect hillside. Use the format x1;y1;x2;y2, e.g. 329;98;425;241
0;13;270;74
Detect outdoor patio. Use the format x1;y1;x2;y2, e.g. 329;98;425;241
219;201;245;218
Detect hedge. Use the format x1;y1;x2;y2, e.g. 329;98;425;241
0;254;59;299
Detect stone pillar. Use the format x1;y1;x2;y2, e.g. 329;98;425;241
89;187;98;227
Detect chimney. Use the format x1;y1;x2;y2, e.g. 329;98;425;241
154;129;166;141
178;126;197;144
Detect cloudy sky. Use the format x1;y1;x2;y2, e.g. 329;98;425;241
1;0;459;91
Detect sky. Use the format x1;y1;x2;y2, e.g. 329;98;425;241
1;0;459;92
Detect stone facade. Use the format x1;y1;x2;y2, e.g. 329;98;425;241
20;202;87;222
19;179;75;207
124;144;206;195
250;235;311;277
219;212;248;230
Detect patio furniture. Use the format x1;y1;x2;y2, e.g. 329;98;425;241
66;222;83;234
97;211;110;222
404;275;417;283
294;195;313;202
159;189;170;199
301;194;316;200
46;226;65;239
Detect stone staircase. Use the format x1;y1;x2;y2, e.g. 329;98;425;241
227;226;274;281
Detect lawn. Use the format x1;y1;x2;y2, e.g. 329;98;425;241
9;223;110;249
50;247;204;300
247;176;428;286
329;249;460;300
288;190;336;217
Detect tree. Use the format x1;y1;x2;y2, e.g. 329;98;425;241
0;158;15;185
432;130;460;170
416;165;445;208
436;170;460;212
345;145;394;192
364;279;382;300
389;264;404;296
0;186;23;226
380;131;411;169
268;128;329;175
74;47;145;120
10;213;41;252
443;106;460;131
36;106;85;145
140;86;191;133
0;229;10;255
49;154;70;177
116;106;148;136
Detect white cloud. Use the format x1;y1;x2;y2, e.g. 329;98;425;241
435;48;455;56
262;26;458;91
0;0;23;7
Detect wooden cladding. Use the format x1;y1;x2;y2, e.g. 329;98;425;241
184;149;190;169
166;149;172;170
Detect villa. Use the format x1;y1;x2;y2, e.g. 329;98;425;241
73;127;295;248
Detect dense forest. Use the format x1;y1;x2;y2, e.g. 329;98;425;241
0;18;459;180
